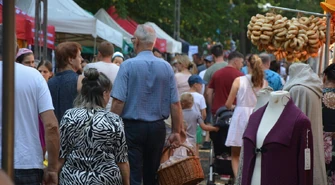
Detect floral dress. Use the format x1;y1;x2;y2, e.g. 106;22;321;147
59;107;128;185
322;88;335;184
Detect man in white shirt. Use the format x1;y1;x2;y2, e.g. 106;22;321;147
84;41;119;110
0;25;60;185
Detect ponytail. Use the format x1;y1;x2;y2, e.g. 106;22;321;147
189;62;198;74
249;55;264;88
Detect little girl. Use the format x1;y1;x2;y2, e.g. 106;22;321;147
180;93;219;156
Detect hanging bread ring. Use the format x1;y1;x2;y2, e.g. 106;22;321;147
308;39;319;45
298;24;308;30
273;23;286;29
251;35;260;41
252;25;261;31
260;34;270;40
251;16;257;22
260;26;273;31
274;27;286;34
277;30;287;37
308;23;316;30
299;17;310;25
306;30;315;36
308;32;319;39
298;30;307;34
252;30;261;36
274;36;286;41
288;30;298;35
263;31;273;36
312;17;320;23
256;14;265;19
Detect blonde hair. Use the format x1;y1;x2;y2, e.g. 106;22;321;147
180;93;194;109
176;54;198;74
248;54;264;88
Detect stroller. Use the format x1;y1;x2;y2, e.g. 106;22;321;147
207;106;234;185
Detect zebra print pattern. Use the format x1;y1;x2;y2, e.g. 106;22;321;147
59;107;128;185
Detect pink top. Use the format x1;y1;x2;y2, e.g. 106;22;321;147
38;116;45;149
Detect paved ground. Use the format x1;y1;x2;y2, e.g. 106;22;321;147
199;149;230;185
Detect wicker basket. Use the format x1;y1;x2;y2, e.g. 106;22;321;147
158;144;204;185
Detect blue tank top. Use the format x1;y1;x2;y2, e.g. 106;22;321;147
48;70;78;122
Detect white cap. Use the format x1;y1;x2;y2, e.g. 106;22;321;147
112;52;124;60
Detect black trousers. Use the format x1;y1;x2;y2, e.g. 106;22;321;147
123;119;166;185
14;169;43;185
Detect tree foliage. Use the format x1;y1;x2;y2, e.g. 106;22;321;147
74;0;325;54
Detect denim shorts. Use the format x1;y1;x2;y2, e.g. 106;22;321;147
15;169;43;185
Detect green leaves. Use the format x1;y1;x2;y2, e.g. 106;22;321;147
74;0;324;53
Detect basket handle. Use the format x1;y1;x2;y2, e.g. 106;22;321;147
161;143;195;162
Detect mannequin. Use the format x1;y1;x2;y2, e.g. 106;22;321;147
242;90;313;185
253;87;273;112
251;91;290;185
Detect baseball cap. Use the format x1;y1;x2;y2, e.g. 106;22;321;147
188;75;207;86
204;55;213;62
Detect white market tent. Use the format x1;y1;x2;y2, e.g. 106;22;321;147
95;8;132;44
15;0;123;48
146;22;182;54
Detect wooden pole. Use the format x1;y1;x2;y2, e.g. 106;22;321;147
2;0;15;180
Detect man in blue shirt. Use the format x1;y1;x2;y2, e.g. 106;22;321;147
260;53;283;91
111;24;182;185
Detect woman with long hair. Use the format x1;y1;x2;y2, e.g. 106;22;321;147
174;54;198;96
225;54;268;177
58;68;129;185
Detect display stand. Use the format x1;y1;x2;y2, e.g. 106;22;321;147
266;5;331;72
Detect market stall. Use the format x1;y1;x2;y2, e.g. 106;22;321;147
107;6;168;53
0;3;55;49
16;0;123;49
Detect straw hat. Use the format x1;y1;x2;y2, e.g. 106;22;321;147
321;0;335;13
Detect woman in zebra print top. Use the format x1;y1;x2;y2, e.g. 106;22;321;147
58;68;129;185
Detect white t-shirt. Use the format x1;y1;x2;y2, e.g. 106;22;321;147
84;61;119;110
199;69;207;95
0;62;54;169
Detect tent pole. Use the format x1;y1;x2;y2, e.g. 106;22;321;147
42;0;48;61
2;0;15;179
93;37;97;56
34;0;41;59
325;13;331;69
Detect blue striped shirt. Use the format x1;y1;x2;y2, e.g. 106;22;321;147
111;51;179;121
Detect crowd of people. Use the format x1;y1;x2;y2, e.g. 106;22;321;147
1;20;335;185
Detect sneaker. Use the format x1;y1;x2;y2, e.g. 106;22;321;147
200;141;211;149
220;175;231;181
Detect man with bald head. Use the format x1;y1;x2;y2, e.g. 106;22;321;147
111;24;182;185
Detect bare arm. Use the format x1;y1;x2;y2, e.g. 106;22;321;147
40;110;60;172
225;78;240;110
117;162;130;185
200;122;219;132
206;87;214;108
168;102;182;148
170;102;182;134
201;108;206;121
77;75;84;93
58;158;65;173
111;98;125;115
